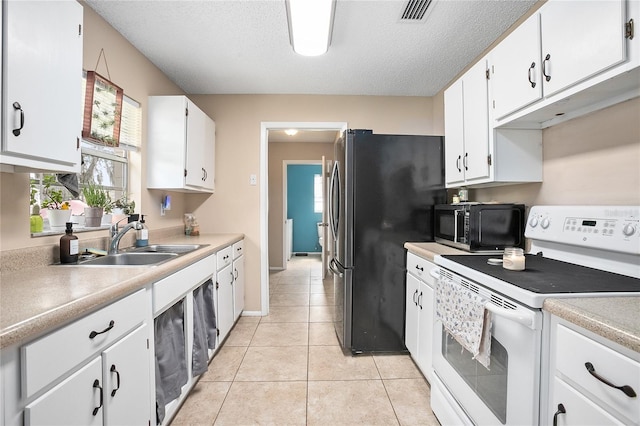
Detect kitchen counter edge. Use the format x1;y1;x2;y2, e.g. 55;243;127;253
0;233;244;349
543;297;640;354
404;242;470;262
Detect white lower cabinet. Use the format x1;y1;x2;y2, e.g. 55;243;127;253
217;257;235;341
404;252;437;382
20;289;153;426
232;240;245;322
547;317;640;425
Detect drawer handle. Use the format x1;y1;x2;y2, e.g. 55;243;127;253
89;320;115;339
415;265;424;272
552;403;565;426
110;364;121;397
585;362;637;397
92;379;103;416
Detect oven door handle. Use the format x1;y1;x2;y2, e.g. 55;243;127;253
484;302;539;330
429;268;440;280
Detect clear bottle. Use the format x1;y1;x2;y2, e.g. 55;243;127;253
30;204;44;233
60;222;79;264
135;215;149;247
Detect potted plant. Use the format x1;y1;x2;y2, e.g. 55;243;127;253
82;183;111;227
113;196;136;215
41;175;71;229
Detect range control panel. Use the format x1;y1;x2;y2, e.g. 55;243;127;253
525;205;640;255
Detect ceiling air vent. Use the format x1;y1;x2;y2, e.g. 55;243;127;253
400;0;432;21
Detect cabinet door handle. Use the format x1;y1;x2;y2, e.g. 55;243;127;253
456;155;461;172
110;364;121;397
230;270;234;283
92;379;103;416
12;102;24;137
89;320;115;339
552;403;566;426
412;289;418;305
417;291;423;309
463;153;468;171
527;62;536;88
585;362;637;397
234;268;238;280
542;54;551;82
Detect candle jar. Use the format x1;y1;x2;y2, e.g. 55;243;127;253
503;247;525;271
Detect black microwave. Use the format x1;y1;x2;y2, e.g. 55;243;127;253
434;203;525;252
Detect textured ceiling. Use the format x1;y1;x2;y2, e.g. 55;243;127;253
85;0;538;97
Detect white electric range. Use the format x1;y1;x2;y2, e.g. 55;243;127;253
430;205;640;426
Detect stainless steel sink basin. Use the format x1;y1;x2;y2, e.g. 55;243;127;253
64;243;209;267
130;244;205;254
78;252;178;266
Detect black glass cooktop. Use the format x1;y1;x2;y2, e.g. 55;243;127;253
441;254;640;294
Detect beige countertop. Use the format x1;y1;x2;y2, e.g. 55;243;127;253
404;242;470;262
544;297;640;354
0;233;243;349
405;242;639;354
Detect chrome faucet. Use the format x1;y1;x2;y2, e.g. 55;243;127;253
109;217;140;254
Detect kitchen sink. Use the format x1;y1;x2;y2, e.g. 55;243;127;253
66;244;209;267
77;252;179;266
130;244;205;254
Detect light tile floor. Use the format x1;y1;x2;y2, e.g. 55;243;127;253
171;256;440;425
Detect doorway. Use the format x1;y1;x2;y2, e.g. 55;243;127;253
260;122;347;315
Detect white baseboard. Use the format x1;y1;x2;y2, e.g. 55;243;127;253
241;310;263;317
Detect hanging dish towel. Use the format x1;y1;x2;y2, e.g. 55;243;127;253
436;277;492;368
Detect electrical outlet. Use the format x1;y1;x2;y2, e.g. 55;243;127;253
249;174;257;186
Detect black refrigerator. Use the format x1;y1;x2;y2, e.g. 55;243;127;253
329;129;446;354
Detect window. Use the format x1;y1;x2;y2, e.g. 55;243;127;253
314;174;323;213
29;79;141;234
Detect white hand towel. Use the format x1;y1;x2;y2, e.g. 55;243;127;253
436;277;493;369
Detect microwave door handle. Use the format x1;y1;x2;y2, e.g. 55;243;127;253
453;210;459;243
484;303;539;330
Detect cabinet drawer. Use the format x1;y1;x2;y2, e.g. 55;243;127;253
406;252;437;286
232;240;244;260
552;377;624;426
22;289;148;398
153;256;213;316
555;324;640;422
216;246;232;271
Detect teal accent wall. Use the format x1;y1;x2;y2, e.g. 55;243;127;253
287;165;322;253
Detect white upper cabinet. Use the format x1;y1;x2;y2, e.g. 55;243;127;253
489;15;543;120
1;1;83;173
444;59;491;186
147;96;215;193
490;0;634;127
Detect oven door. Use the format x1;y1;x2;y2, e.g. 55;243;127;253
431;269;543;425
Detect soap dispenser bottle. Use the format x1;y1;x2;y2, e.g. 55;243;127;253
135;215;149;247
60;222;79;264
30;204;44;233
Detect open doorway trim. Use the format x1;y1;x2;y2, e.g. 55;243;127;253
260;121;347;316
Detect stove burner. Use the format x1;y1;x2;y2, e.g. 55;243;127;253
441;254;640;294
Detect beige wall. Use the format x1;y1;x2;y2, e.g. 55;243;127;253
268;142;334;269
0;4;185;251
470;97;640;206
188;94;438;311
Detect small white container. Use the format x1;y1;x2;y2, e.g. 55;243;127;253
503;247;525;271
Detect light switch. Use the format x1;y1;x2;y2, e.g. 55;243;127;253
249;174;257;186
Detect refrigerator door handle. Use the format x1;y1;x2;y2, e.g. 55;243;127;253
329;161;340;241
329;258;343;277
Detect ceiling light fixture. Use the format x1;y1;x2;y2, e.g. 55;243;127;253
285;129;299;136
285;0;336;56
